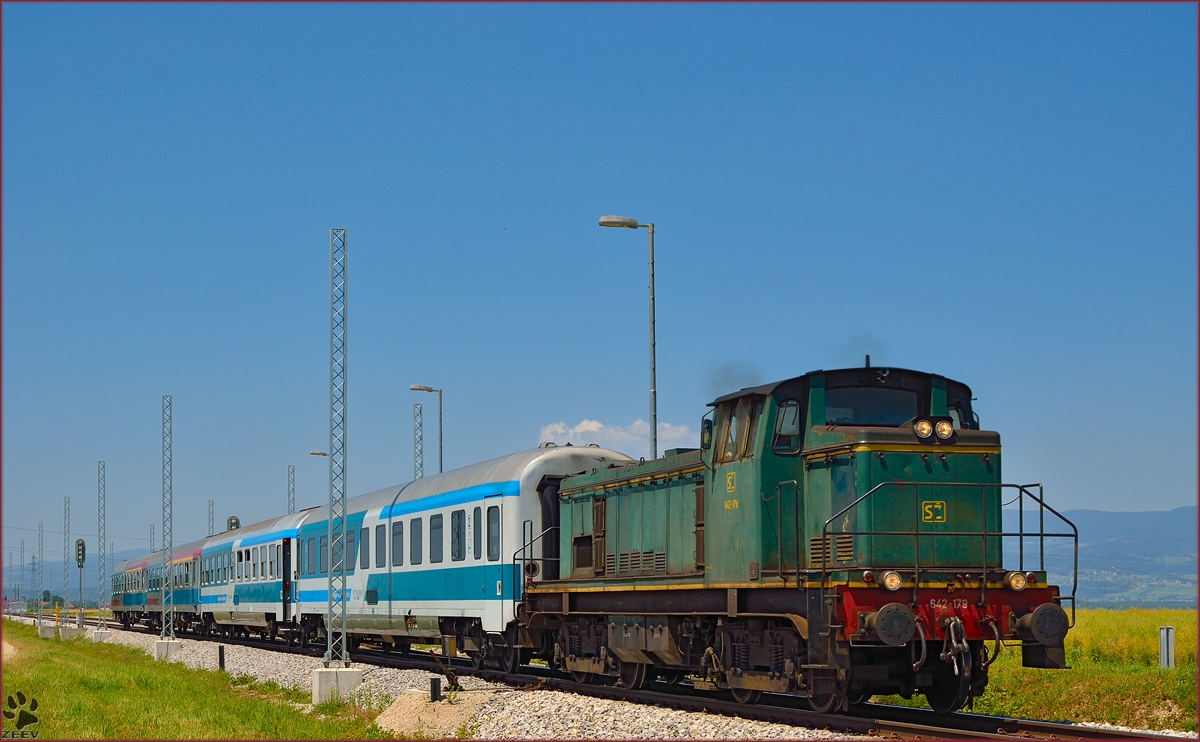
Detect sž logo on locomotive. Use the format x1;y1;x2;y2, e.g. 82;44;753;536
921;500;946;523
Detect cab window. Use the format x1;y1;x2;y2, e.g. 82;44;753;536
718;399;762;461
772;399;802;453
824;386;919;426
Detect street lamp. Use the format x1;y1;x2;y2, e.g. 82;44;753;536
410;385;443;473
599;215;657;460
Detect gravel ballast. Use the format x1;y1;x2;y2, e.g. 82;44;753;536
7;616;1192;739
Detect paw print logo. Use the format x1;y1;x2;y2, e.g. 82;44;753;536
3;692;39;730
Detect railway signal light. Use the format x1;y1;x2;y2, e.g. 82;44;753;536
74;539;86;568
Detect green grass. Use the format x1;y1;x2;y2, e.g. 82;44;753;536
1;620;393;739
873;608;1198;732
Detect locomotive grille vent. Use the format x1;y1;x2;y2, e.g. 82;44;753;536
614;550;668;575
810;535;856;564
836;534;855;562
605;552;616;575
810;536;832;565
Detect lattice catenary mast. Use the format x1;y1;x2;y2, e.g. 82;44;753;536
325;228;349;667
413;403;424;480
37;523;43;626
208;499;214;537
62;498;69;624
98;461;106;630
162;395;174;639
288;465;295;514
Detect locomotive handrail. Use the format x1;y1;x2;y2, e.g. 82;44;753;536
816;481;1078;636
512;525;561;617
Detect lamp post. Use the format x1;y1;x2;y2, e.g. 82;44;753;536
598;215;657;460
410;385;443;473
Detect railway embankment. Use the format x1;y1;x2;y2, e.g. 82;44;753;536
1;619;868;739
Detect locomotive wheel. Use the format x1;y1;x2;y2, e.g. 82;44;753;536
570;671;595;685
730;687;763;705
807;690;840;714
470;651;487;670
657;670;685;685
616;660;649;690
501;646;524;674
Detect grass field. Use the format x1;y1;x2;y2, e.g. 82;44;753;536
0;620;393;739
874;608;1198;732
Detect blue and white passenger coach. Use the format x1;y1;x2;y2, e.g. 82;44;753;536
113;444;631;665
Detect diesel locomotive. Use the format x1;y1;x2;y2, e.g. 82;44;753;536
111;364;1076;714
517;365;1077;713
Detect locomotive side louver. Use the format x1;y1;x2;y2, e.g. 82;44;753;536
810;536;832;564
811;535;855;564
614;550;668;575
836;534;855;562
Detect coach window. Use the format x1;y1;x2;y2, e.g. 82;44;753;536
269;545;276;579
429;514;444;563
392;521;404;566
451;510;465;562
487;506;500;561
254;547;260;579
308;537;317;575
356;527;367;570
237;551;243;581
259;548;265;579
345;530;355;573
474;508;482;560
373;524;385;568
319;536;328;574
410;518;423;565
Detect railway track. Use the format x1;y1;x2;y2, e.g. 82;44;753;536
26;615;1187;741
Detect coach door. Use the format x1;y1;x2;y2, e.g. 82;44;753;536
281;539;292;621
483;498;505;631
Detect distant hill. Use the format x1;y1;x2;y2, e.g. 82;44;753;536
1004;506;1196;608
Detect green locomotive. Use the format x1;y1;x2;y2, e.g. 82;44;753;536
519;365;1076;713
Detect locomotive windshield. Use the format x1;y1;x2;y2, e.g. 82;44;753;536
825;386;919;426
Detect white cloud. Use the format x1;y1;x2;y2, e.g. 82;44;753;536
538;418;696;460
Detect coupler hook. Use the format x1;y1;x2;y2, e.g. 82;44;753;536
911;620;928;672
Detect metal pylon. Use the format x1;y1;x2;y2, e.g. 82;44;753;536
37;523;43;626
208;500;214;537
288;465;295;514
162;395;174;639
326;228;349;667
62;498;69;624
413;403;424;480
18;541;23;604
98;461;106;630
150;524;154;552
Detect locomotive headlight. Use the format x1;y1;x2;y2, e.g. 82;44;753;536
914;420;933;439
881;570;903;591
1004;571;1028;591
935;421;954;440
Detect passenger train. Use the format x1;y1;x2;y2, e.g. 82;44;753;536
114;365;1076;713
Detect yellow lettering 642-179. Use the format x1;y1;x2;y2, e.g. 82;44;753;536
724;499;739;510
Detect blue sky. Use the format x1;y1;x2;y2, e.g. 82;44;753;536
3;3;1196;565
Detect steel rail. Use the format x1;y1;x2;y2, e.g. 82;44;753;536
44;615;1180;741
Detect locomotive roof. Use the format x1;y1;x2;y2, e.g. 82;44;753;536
709;366;973;406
